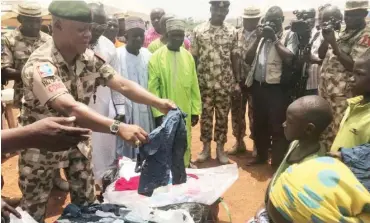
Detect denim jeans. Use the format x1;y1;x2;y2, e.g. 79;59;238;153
136;108;188;196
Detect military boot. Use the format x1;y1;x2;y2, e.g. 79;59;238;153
216;143;229;165
227;140;247;155
53;169;69;192
196;142;211;163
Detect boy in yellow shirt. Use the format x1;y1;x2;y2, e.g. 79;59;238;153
331;52;370;152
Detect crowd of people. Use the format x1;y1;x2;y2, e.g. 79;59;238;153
1;0;370;222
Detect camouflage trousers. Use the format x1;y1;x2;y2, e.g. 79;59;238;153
319;74;354;151
231;86;254;140
200;88;231;145
18;148;96;223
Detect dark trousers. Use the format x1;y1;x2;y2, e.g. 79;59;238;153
252;82;290;166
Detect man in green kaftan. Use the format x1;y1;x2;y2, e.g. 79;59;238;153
148;18;202;167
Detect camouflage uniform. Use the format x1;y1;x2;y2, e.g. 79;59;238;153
319;24;370;150
20;39;116;222
231;28;257;141
1;28;51;108
191;21;237;145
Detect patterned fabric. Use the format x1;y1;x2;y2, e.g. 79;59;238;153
1;28;51;108
191;21;238;89
270;157;370;223
235;28;258;80
331;96;370;152
19;39;117;220
192;21;237;145
19;148;95;223
144;27;161;48
319;24;370;151
230;28;258;141
200;88;231;144
231;87;253;140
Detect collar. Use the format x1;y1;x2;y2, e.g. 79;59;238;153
347;95;368;108
207;20;228;32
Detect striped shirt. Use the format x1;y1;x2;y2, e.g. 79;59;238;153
306;28;323;90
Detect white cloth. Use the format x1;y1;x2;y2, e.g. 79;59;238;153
115;47;155;159
89;35;120;182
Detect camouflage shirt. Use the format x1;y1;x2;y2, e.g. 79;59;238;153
235;28;258;80
321;24;370;96
1;28;51;107
191;21;237;90
20;39;117;166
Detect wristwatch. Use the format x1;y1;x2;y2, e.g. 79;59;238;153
110;120;121;135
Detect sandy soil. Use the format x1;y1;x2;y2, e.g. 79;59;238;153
1;114;273;223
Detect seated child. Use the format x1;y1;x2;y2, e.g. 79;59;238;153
248;95;333;223
331;51;370;152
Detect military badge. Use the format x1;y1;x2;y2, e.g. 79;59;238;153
37;63;54;78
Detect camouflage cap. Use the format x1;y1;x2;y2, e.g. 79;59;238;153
344;0;369;11
12;2;48;18
48;0;92;23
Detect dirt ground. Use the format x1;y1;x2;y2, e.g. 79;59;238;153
1;114;273;223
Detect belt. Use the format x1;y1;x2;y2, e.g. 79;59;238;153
253;80;280;87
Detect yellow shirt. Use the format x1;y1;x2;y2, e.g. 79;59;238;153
331;96;370;152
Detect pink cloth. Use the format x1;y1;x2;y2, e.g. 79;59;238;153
144;28;161;48
184;38;191;51
114;176;140;191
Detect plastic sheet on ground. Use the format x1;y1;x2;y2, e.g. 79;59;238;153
103;162;238;207
9;207;38;223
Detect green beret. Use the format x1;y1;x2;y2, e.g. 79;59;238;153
48;0;92;23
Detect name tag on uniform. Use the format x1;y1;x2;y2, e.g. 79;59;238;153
37;63;54;78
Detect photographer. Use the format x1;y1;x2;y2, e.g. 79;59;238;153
319;0;370;151
289;8;318;97
302;5;333;96
244;6;299;167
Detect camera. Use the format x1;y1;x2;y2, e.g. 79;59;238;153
322;17;342;33
291;9;316;35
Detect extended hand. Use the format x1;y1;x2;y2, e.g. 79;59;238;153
117;123;148;146
1;199;21;222
156;99;176;115
191;115;199;127
256;25;263;38
30;117;91;152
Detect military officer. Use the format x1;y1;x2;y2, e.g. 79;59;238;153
228;7;262;155
1;2;51;109
19;1;174;222
319;0;370;150
191;0;239;164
